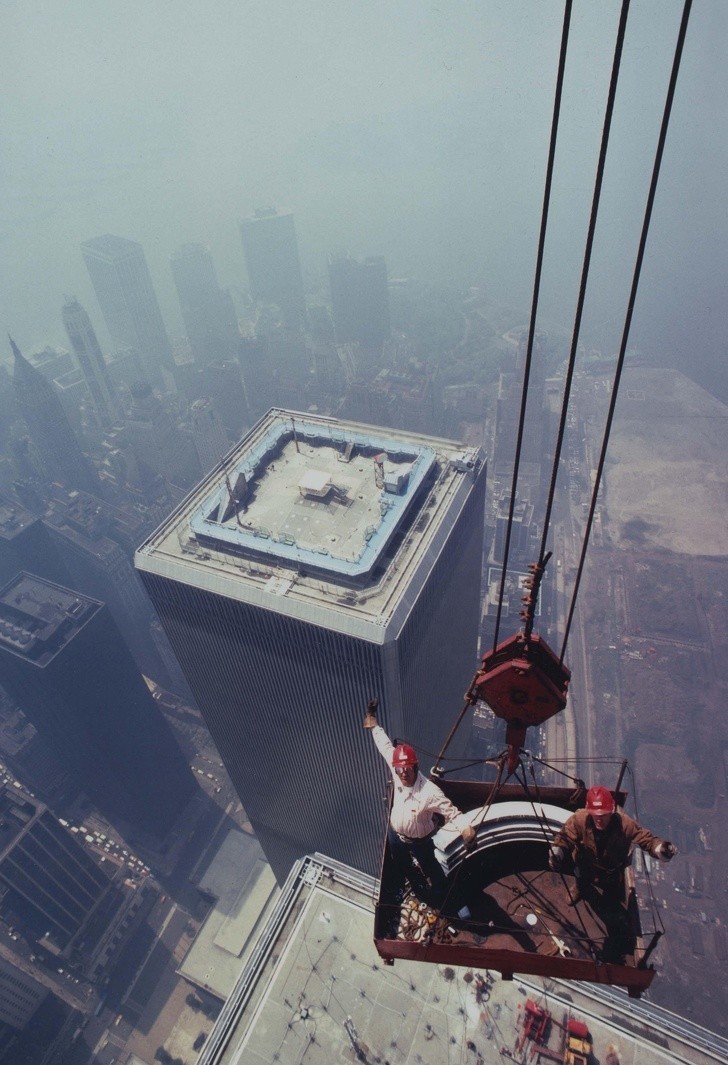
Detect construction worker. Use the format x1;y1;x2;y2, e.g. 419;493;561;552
363;699;475;917
549;785;676;902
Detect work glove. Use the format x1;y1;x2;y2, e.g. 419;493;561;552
548;845;565;872
363;698;378;729
656;841;677;861
461;825;476;849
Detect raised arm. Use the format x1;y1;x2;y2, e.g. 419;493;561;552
363;698;394;764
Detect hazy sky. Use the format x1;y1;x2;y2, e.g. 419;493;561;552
2;1;726;393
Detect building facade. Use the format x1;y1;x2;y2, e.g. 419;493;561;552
328;252;390;353
239;208;305;323
81;234;173;389
0;574;196;839
170;243;240;369
136;409;486;881
10;339;100;496
62;297;124;427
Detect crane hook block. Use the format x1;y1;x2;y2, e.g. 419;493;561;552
472;633;570;729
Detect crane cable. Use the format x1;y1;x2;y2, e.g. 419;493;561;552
561;0;693;662
537;0;631;577
492;0;573;652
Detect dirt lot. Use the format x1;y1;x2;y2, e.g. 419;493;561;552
577;368;728;1030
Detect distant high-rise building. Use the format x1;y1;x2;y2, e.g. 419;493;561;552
196;361;249;440
0;784;110;950
328;252;390;353
239;208;305;324
171;243;240;369
0;494;72;590
125;382;202;491
10;339;100;496
0;574;196;839
62;297;124;426
190;398;230;474
80;234;173;389
137;409;486;881
42;490;163;678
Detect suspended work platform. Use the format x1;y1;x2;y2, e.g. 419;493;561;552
374;779;659;996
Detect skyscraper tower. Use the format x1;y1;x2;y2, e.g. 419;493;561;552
170;243;240;368
61;297;124;426
80;234;173;389
10;338;100;496
239;208;305;324
328;252;390;353
190;397;230;474
0;785;110;950
0;573;197;839
136;409;486;881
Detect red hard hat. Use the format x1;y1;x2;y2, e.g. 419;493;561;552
586;785;616;814
392;744;418;768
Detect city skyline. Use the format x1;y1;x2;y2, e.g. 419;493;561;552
0;3;725;1060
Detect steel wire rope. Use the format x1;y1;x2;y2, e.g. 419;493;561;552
624;761;666;936
560;0;694;663
492;0;573;652
536;0;631;571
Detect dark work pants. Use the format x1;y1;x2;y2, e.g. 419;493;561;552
387;825;448;909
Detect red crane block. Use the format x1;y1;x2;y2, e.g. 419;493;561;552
473;633;571;750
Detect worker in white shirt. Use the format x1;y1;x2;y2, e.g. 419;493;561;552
364;699;475;913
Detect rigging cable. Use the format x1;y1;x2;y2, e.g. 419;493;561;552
537;0;631;570
492;0;572;652
561;0;693;662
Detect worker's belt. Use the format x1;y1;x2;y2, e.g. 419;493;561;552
396;829;435;844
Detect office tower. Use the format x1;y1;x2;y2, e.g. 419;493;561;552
42;491;164;678
62;297;124;427
0;574;196;838
237;336;275;420
10;338;100;496
0;784;110;949
190;398;230;474
0;955;47;1033
137;409;486;881
328;252;390;353
197;360;250;439
80;234;173;389
125;382;202;491
0;495;72;589
171;243;240;369
239;208;305;324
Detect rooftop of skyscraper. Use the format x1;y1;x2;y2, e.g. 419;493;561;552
80;233;141;258
0;573;97;665
136;409;484;637
198;853;726;1065
0;497;36;543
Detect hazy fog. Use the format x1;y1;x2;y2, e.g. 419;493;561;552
2;1;726;396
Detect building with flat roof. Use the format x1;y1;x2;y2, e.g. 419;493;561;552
328;252;390;353
11;339;100;497
197;852;726;1065
136;409;486;881
179;828;278;1003
239;208;305;324
0;785;110;953
81;234;173;389
0;574;196;839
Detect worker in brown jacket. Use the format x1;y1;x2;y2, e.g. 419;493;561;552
549;785;676;901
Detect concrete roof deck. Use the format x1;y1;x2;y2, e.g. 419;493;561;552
136;410;484;638
190;417;435;579
200;854;727;1065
